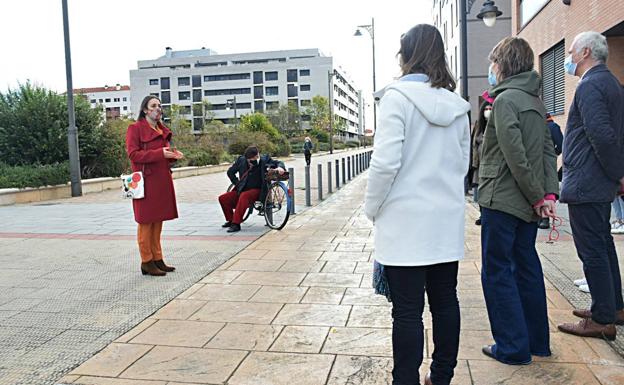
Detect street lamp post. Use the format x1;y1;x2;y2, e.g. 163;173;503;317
354;17;377;136
62;0;82;197
327;70;336;154
460;0;503;101
226;96;237;128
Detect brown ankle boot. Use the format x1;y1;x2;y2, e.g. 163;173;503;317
558;318;616;341
141;261;166;276
572;308;624;325
154;259;175;272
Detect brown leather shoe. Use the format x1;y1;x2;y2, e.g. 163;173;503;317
572;309;624;325
424;373;433;385
557;318;616;341
154;259;175;272
141;261;166;276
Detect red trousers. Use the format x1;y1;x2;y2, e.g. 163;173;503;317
218;188;260;224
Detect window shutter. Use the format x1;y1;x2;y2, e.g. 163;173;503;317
540;41;565;115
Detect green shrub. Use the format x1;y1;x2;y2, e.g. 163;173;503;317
333;141;346;150
345;140;360;148
318;142;330;152
291;143;304;153
0;162;70;189
273;135;291;157
175;134;227;167
239;113;280;140
309;128;329;143
228;131;276;157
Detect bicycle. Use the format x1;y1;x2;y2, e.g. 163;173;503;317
226;169;292;230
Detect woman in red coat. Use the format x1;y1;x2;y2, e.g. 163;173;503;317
126;96;183;276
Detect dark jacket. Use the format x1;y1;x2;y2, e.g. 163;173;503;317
303;140;313;153
477;71;559;223
547;119;563;155
560;64;624;204
227;154;286;202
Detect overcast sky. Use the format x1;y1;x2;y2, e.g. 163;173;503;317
1;0;431;124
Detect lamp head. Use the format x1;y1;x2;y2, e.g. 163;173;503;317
477;1;502;28
354;29;363;37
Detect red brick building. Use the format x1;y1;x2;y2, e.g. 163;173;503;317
511;0;624;128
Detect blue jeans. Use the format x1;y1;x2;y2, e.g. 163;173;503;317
569;203;624;324
386;262;460;385
481;208;550;364
612;196;624;221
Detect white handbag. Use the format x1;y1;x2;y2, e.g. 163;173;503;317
121;171;145;199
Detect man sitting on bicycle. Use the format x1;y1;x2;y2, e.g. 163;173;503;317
218;145;286;233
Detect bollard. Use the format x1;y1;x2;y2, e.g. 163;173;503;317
352;155;356;176
335;159;340;189
288;167;295;214
327;161;333;194
318;164;323;201
347;156;351;180
342;158;346;185
305;165;311;207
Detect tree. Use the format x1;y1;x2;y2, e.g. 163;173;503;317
239;113;280;140
306;95;330;134
267;102;301;137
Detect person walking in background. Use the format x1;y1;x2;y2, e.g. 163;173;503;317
538;113;564;229
126;96;183;276
478;37;559;365
365;24;470;385
303;136;313;166
557;31;624;340
470;92;494;226
610;195;624;234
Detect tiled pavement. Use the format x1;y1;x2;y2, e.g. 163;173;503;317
60;175;624;385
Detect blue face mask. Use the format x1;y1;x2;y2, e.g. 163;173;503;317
564;55;577;76
488;64;497;86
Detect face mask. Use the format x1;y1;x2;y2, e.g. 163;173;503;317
564;55;577;76
147;109;161;121
488;64;497;86
484;110;491;120
250;159;258;166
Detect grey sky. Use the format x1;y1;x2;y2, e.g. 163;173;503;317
1;0;431;120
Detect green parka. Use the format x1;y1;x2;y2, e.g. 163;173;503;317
477;71;559;223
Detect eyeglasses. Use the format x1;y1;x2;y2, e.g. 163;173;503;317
547;216;563;243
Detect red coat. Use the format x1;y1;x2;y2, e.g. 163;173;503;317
125;119;178;224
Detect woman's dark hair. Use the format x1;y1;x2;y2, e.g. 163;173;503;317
138;95;161;120
475;100;492;137
399;24;456;91
244;145;259;159
489;37;534;80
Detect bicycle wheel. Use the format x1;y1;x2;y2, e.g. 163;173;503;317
264;182;290;230
227;184;253;222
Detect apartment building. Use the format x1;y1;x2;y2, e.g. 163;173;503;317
74;84;131;120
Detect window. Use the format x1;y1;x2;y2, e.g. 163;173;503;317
123;106;128;111
299;69;310;76
193;89;202;102
178;91;191;101
287;69;298;83
160;77;170;89
254;100;264;112
178;77;190;86
455;0;458;26
206;102;251;110
98;99;103;103
123;97;127;102
520;0;550;27
254;86;263;99
193;104;203;117
540;41;565;115
265;71;278;81
149;79;159;85
105;98;111;102
204;73;250;81
161;91;171;104
193;118;204;131
454;46;458;77
204;88;251;96
113;98;120;102
451;4;454;36
302;114;311;122
287;84;298;98
90;99;96;104
253;71;263;84
192;75;201;87
150;92;159;98
266;101;279;110
181;105;191;114
300;99;311;107
300;84;311;91
265;86;279;96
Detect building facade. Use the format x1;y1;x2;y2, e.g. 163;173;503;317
433;0;512;121
511;0;624;128
74;85;131;120
130;48;364;138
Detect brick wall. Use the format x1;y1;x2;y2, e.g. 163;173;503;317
511;0;624;129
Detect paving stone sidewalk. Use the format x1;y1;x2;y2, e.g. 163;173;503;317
59;174;624;385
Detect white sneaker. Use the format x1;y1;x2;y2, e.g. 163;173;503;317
574;278;587;286
579;284;590;293
611;222;624;234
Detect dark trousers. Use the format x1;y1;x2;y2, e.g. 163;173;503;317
481;208;550;364
568;203;624;324
218;188;260;224
304;152;311;166
386;262;460;385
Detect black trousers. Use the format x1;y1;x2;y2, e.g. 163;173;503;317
304;152;311;166
386;262;460;385
568;202;624;324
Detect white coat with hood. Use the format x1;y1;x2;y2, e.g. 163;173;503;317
364;78;471;266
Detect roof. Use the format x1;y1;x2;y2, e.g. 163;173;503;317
74;85;130;94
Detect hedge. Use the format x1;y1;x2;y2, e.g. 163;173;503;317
0;162;70;189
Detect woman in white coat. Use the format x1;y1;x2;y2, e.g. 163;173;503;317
365;24;470;385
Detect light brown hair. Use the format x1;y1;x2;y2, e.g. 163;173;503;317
488;37;534;81
399;24;456;91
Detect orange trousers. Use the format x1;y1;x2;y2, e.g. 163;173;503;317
137;222;164;263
